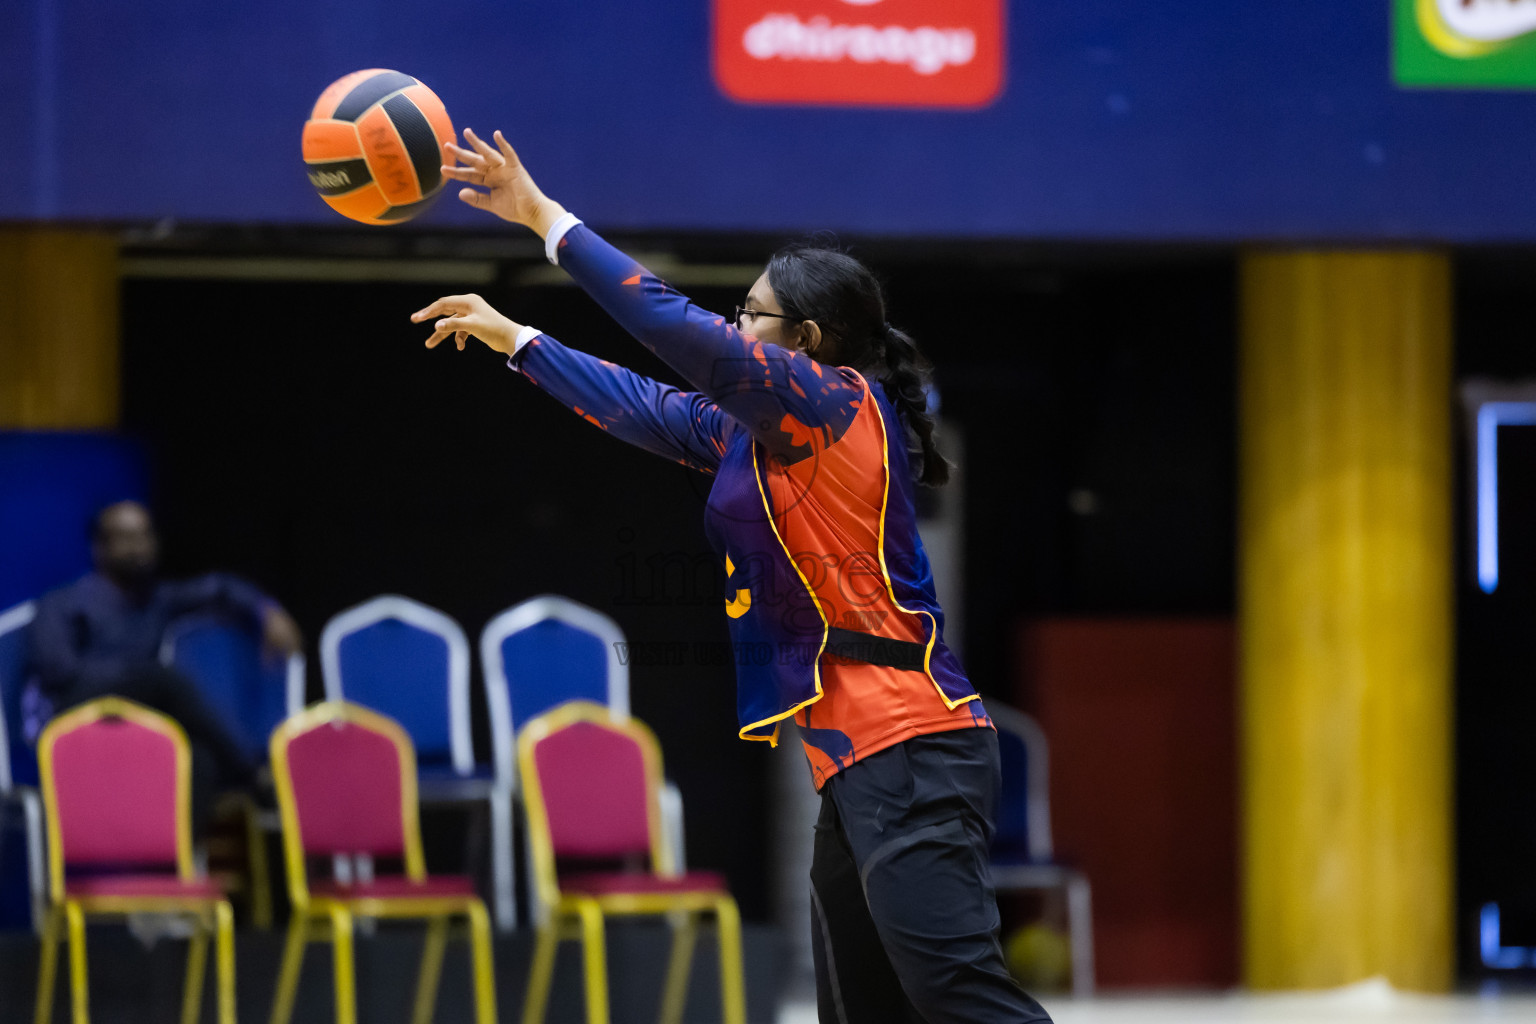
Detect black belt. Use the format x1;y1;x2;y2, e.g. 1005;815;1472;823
823;626;928;672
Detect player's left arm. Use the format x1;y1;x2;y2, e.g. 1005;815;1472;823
411;293;732;473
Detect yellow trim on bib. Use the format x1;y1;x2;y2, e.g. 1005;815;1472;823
735;440;830;746
863;371;979;713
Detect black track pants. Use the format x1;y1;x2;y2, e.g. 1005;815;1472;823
809;726;1054;1024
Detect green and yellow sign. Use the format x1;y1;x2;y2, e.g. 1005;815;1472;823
1395;0;1536;87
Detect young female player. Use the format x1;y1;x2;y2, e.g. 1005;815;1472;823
413;128;1054;1024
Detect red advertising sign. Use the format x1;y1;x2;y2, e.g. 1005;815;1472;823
713;0;1006;108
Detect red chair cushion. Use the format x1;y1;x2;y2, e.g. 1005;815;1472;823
52;718;180;867
311;875;478;900
65;874;223;898
284;721;407;857
560;870;728;896
534;721;651;860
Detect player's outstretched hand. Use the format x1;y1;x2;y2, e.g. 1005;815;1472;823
441;128;568;237
412;294;524;355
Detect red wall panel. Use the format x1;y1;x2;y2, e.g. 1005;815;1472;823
1013;617;1238;988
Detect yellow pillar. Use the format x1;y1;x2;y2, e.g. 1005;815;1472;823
0;227;120;428
1240;250;1453;991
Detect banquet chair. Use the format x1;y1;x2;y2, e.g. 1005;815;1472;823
267;700;496;1024
988;702;1095;996
481;594;687;930
161;610;307;929
320;595;509;924
34;697;236;1024
518;700;743;1024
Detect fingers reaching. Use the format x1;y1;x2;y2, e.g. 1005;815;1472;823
414;293;516;355
439;139;494;207
423;315;471;350
440;128;553;229
442;141;482;179
411;295;485;326
444;132;519;177
462;127;503;165
411;297;460;322
493;130;522;168
443;140;483;167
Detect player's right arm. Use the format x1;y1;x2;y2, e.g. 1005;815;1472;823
412;293;732;474
436;129;862;465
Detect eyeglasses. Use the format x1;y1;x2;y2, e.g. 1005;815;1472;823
734;305;798;326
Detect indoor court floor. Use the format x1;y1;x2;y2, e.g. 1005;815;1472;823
776;978;1536;1023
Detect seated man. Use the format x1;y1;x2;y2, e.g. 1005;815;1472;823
24;499;302;827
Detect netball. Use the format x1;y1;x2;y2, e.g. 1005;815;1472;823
301;69;455;225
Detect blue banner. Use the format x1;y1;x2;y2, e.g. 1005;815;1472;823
2;0;1534;240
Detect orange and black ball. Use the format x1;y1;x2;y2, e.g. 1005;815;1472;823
302;69;455;225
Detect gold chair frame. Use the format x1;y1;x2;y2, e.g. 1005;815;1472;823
518;699;745;1024
34;696;236;1024
266;700;496;1024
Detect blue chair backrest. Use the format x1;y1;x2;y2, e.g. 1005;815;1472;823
989;704;1054;865
321;596;471;773
161;613;298;764
491;598;626;721
0;602;37;790
993;722;1032;863
480;595;629;787
505;622;609;714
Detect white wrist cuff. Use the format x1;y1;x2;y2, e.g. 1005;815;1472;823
544;213;583;265
506;326;542;368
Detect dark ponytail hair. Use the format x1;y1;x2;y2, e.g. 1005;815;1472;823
765;242;952;487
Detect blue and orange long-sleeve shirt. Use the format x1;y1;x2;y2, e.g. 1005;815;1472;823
510;218;989;789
